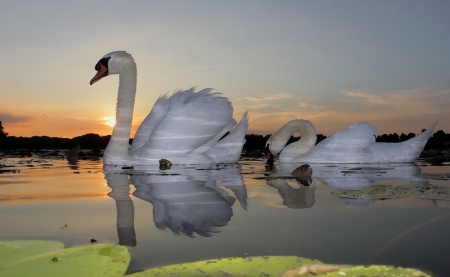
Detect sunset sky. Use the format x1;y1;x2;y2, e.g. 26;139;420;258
1;1;449;138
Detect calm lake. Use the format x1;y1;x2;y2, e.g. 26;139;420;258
1;156;449;276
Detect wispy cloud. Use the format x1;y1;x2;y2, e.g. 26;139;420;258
177;62;293;70
239;87;450;135
341;88;450;115
0;112;35;123
233;92;343;134
238;93;294;102
298;102;326;111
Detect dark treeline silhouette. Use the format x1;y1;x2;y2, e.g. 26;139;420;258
375;130;450;150
243;134;328;152
0;121;7;142
424;130;450;149
376;132;416;143
0;132;111;151
0;119;449;152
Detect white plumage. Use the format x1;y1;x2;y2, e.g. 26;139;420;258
90;51;248;165
266;119;437;164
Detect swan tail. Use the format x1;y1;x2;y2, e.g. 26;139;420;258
410;120;438;142
401;120;437;158
219;111;248;145
206;112;249;163
191;118;237;154
370;121;437;163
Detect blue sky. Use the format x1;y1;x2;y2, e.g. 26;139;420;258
1;1;449;137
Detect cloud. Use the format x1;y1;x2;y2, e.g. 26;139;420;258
0;112;35;123
178;64;264;69
238;93;294;102
341;88;450;115
176;62;293;70
233;92;342;134
234;93;297;111
240;87;450;135
298;102;326;111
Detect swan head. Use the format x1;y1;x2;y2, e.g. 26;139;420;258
264;134;284;163
265;133;285;157
90;51;135;85
264;119;317;162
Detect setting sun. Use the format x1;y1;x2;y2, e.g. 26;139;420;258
104;116;116;127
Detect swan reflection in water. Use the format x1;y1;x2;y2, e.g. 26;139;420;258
265;162;429;208
104;164;248;246
267;178;316;209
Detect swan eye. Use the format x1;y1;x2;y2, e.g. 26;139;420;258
95;57;111;71
90;57;111;85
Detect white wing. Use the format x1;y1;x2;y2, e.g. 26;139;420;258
132;88;233;160
298;122;377;163
366;121;437;162
206;112;249;163
129;94;170;155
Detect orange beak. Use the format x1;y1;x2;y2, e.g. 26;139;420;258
90;63;108;85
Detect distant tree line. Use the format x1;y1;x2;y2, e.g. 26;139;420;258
243;134;328;151
0;121;7;142
0;133;111;150
0;120;449;151
243;130;450;150
374;129;450;149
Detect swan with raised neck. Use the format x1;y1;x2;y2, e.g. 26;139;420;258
91;51;137;163
90;51;248;165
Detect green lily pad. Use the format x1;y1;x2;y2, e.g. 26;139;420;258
0;242;433;277
315;265;431;277
0;241;129;277
128;256;322;277
331;184;450;201
417;173;450;180
0;240;64;268
128;256;432;277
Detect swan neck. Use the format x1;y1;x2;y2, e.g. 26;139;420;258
104;61;137;161
280;120;317;158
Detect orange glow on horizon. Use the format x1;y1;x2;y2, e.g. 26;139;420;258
104;116;116;127
2;109;449;139
0;193;108;204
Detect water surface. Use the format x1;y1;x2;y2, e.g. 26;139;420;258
1;157;449;276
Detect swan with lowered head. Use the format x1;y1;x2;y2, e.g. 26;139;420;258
266;119;437;164
90;51;248;166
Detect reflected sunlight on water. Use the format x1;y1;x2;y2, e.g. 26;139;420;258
0;158;108;203
1;156;450;276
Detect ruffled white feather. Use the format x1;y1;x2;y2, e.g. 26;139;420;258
268;120;436;164
96;51;248;165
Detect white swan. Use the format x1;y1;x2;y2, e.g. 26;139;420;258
266;119;437;164
90;51;248;166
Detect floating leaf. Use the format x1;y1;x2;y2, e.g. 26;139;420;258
128;256;432;277
0;241;129;277
0;242;433;277
313;265;432;277
331;184;450;201
418;173;450;180
0;240;64;268
128;256;322;277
